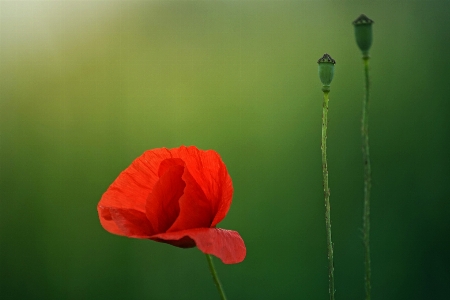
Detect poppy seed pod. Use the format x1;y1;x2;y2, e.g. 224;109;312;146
318;53;336;92
353;14;374;56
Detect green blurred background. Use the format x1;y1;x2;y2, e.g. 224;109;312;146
1;1;449;299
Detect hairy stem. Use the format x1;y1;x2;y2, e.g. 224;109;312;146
322;91;335;300
362;56;372;300
206;254;227;300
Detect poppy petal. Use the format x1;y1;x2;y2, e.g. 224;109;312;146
157;157;184;177
171;146;233;227
98;205;126;236
99;207;154;238
98;148;173;214
167;167;213;232
151;228;246;264
146;161;185;234
210;163;233;227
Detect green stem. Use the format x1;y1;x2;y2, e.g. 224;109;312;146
362;56;372;300
321;90;335;300
206;254;227;300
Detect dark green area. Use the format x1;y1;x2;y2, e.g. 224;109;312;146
1;1;449;299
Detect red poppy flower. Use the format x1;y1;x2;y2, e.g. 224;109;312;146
97;146;246;264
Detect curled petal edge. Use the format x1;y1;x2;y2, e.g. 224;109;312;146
151;228;246;264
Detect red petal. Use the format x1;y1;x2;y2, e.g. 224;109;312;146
171;146;233;227
98;148;173;215
98;205;126;236
151;228;246;264
100;207;153;238
167;167;213;232
146;161;185;234
157;157;184;177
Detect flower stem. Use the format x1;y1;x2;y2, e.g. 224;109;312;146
321;90;335;300
362;55;372;300
206;254;227;300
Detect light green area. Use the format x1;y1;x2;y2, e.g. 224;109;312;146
1;1;449;299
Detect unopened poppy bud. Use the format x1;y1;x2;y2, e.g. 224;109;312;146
353;14;374;56
318;53;336;92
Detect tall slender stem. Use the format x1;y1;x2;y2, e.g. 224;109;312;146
321;90;335;300
362;56;372;300
206;254;227;300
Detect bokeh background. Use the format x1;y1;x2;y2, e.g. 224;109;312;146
1;1;449;299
